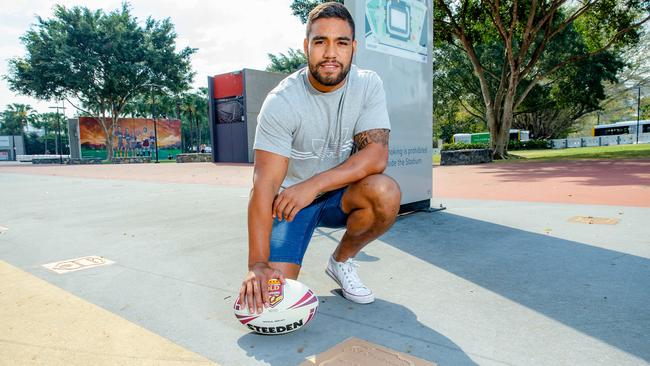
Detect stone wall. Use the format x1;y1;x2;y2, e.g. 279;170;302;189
111;157;151;164
176;153;212;163
32;158;103;165
441;149;492;166
32;158;68;164
67;158;103;165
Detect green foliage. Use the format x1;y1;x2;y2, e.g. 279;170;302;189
179;88;209;151
23;130;69;155
8;4;195;102
290;0;343;24
443;139;550;151
6;3;196;159
0;104;36;135
442;142;489;151
434;116;486;143
23;132;42;154
30;112;68;154
266;48;307;74
507;139;551;151
0;104;71;155
30;112;60;132
433;16;627;140
434;0;648;157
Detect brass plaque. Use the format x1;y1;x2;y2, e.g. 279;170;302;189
568;216;619;225
301;337;436;366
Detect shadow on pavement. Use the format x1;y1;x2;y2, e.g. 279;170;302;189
381;211;650;362
476;160;650;187
237;295;478;366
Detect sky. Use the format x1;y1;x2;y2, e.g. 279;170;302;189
0;0;306;116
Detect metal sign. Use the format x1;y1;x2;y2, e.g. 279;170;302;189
347;0;433;211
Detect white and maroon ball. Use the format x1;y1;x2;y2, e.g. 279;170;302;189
234;279;318;335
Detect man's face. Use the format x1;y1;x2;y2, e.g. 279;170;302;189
304;18;356;92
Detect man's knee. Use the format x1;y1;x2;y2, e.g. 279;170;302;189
358;174;401;214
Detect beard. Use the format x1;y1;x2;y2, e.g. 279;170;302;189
308;58;352;87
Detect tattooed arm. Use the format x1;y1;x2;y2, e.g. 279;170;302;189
272;128;390;221
353;128;390;152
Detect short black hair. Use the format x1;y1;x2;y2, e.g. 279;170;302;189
306;2;355;41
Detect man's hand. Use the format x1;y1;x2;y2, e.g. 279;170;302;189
272;181;320;222
239;263;286;314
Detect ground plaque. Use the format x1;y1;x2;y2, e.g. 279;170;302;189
300;337;437;366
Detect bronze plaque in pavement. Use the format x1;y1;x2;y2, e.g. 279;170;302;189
568;216;620;225
301;337;436;366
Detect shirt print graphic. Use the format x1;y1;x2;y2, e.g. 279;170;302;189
290;128;353;160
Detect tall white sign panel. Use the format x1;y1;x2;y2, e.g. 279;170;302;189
347;0;433;211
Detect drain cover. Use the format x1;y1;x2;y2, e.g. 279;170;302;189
568;216;619;225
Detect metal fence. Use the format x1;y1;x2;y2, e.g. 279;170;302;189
17;154;71;162
551;133;650;149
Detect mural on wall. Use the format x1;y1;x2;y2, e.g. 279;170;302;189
79;117;181;159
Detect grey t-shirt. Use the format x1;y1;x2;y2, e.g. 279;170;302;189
253;65;390;188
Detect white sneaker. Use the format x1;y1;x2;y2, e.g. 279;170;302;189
326;255;375;304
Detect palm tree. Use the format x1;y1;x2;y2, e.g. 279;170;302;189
180;93;197;151
5;103;36;154
6;103;36;131
179;89;209;152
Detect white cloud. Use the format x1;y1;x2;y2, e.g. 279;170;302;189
0;0;305;115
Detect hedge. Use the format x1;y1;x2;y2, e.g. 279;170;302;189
442;139;550;151
442;142;489;151
508;139;551;150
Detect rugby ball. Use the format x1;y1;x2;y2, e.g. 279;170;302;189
234;279;318;335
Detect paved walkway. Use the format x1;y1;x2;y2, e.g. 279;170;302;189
3;159;649;207
1;160;649;365
434;160;650;207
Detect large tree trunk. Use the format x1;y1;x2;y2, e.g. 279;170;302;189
99;116;114;161
188;110;194;152
196;115;201;148
493;87;517;159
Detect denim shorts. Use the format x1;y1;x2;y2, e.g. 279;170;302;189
269;187;348;265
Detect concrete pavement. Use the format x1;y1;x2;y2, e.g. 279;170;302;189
0;162;648;365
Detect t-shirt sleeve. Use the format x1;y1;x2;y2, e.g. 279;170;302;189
354;73;391;135
253;93;295;158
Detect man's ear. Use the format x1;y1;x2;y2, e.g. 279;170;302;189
352;39;357;53
303;38;309;55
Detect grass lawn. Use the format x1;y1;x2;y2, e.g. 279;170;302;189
505;143;650;161
433;143;650;165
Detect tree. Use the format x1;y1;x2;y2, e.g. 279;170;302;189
290;0;343;24
435;0;649;158
179;89;208;151
2;104;36;135
6;4;195;160
0;104;38;154
434;29;624;140
511;51;624;138
577;29;650;128
266;48;307;74
30;112;62;154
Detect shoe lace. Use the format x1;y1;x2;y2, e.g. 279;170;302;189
340;259;365;289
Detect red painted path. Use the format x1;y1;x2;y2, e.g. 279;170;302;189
434;159;650;207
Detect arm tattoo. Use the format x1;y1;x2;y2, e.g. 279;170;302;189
354;129;390;151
